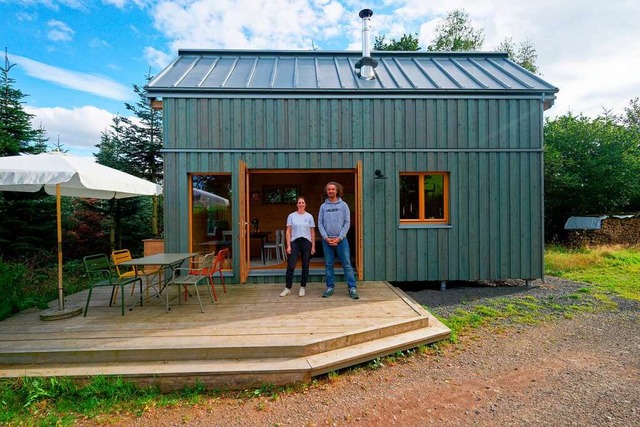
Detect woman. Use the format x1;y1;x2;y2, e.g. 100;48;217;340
280;196;316;297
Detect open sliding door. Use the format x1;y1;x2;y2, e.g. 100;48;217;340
356;160;363;280
239;160;249;283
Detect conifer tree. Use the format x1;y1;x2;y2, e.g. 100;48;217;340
0;49;47;156
95;75;163;240
119;74;163;237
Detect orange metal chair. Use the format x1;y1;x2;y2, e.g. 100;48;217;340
203;248;228;300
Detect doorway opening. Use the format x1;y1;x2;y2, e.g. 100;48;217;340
246;170;357;274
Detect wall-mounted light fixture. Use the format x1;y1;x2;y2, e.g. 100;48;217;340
374;169;387;180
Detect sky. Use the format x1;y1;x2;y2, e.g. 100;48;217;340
1;0;639;157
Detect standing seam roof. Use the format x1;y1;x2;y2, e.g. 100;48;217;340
147;49;558;103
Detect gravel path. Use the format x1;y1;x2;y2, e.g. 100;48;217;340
79;277;639;427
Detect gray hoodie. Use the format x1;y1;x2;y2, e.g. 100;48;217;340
318;197;350;241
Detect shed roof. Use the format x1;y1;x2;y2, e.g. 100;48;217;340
147;49;558;108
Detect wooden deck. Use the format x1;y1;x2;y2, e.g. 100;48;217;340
0;281;450;391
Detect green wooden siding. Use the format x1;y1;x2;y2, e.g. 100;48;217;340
162;96;544;282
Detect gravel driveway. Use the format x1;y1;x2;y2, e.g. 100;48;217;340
80;277;640;427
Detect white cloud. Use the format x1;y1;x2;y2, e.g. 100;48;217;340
102;0;150;8
149;0;355;52
88;37;110;49
9;0;87;11
16;11;38;22
47;19;74;42
102;0;128;7
11;54;132;101
144;46;173;70
25;105;117;151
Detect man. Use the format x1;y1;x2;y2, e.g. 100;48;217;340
317;181;358;299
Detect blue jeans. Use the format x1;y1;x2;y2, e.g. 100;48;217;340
285;238;312;288
322;238;356;289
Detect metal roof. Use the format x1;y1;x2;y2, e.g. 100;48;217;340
147;49;558;106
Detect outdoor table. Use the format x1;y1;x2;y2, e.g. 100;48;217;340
120;252;198;307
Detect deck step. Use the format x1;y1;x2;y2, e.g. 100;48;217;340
308;324;451;376
0;317;429;365
0;325;450;391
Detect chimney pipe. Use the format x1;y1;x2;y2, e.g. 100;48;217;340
356;8;377;80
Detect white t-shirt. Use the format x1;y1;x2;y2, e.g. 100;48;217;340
286;211;315;242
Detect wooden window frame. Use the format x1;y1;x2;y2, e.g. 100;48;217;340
399;172;450;224
261;185;300;204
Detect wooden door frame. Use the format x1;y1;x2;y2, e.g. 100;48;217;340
355;160;363;280
241;166;363;279
239;160;249;283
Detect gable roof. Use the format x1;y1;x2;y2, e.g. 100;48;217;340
147;49;558;108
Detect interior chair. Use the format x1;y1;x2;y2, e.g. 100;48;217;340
166;252;214;313
83;253;142;316
276;229;287;261
280;229;288;261
221;230;233;253
264;229;284;263
111;249;160;302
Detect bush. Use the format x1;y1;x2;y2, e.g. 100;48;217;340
0;258;28;320
0;257;90;320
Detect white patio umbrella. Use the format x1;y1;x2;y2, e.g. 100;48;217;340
0;152;163;320
193;188;229;207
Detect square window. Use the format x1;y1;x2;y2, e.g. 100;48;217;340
399;172;449;224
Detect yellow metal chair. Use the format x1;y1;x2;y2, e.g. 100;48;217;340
111;249;160;302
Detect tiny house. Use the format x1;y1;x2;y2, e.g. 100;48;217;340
147;21;558;285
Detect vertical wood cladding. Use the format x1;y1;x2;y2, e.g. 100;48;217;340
163;97;544;281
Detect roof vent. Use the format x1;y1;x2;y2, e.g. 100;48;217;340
355;8;378;80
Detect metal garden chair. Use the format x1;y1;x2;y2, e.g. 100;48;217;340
166;252;214;313
111;249;161;302
83;253;143;316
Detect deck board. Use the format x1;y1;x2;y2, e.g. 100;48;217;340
0;281;450;390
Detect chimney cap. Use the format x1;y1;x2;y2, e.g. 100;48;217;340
359;9;373;19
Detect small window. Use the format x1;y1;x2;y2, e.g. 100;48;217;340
399;172;449;223
262;185;300;204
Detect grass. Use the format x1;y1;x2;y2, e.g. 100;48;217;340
545;244;640;301
1;244;639;426
431;244;640;343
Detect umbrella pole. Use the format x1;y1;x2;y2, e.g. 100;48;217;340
39;184;82;320
57;184;64;311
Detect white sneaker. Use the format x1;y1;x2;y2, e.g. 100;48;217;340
299;287;306;297
280;288;291;297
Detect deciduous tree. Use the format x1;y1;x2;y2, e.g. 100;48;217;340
544;113;640;240
374;34;420;51
496;37;539;73
427;9;484;51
